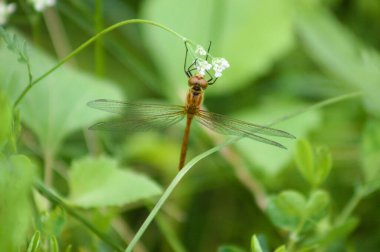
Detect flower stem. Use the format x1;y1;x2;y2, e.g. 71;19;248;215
13;19;188;109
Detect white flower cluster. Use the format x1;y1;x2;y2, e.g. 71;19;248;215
192;45;230;79
195;45;207;56
196;59;212;76
212;58;230;77
29;0;56;12
0;1;16;25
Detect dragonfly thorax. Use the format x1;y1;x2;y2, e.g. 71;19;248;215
188;74;208;91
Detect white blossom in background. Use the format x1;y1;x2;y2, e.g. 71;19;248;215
0;1;16;25
195;45;207;56
195;59;212;77
212;58;230;78
29;0;56;12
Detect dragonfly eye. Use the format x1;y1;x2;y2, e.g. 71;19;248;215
188;76;198;87
199;79;208;90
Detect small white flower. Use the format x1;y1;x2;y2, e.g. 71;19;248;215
29;0;56;12
0;1;16;25
195;45;207;56
212;58;230;78
195;59;212;76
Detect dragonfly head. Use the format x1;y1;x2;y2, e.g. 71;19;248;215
188;74;208;91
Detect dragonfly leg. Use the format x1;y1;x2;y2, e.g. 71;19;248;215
205;41;212;61
184;41;191;78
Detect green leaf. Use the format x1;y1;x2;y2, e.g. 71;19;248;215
251;235;264;252
0;31;122;155
274;245;286;252
68;156;162;208
141;0;295;95
314;146;332;185
0;27;29;64
302;218;358;247
49;236;59;252
361;118;380;194
304;190;330;231
267;190;306;232
295;139;332;187
267;190;329;233
27;231;41;252
0;92;12;149
0;155;36;252
218;246;247;252
295;139;315;185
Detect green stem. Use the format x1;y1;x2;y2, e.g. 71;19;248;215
13;19;188;108
94;0;105;76
35;181;123;252
124;137;239;252
270;91;363;126
335;186;365;226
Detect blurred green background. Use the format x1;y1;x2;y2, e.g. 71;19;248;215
0;0;380;251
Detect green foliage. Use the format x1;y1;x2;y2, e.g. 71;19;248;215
0;155;35;252
295;139;332;187
27;231;41;252
68;156;162;208
361;118;380;194
0;92;12;149
0;27;29;64
267;190;330;233
0;0;379;251
251;235;264;252
218;246;247;252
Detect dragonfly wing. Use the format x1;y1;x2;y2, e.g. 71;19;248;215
87;99;184;116
197;110;295;138
88;99;185;131
196;110;295;149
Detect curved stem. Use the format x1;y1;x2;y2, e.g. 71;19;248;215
13;19;189;108
124;137;239;252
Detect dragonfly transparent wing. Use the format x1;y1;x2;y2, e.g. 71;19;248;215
88;99;185;132
196;110;295;149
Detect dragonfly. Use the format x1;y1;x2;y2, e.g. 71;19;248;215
88;42;295;170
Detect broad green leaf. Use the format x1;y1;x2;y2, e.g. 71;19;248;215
141;0;295;95
27;231;41;252
361;118;380;194
0;30;122;155
295;140;332;187
251;235;264;252
314;146;332;185
218;246;247;252
68;156;162;208
0;92;12;149
0;154;35;252
295;139;315;185
304;190;330;231
267;190;306;232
